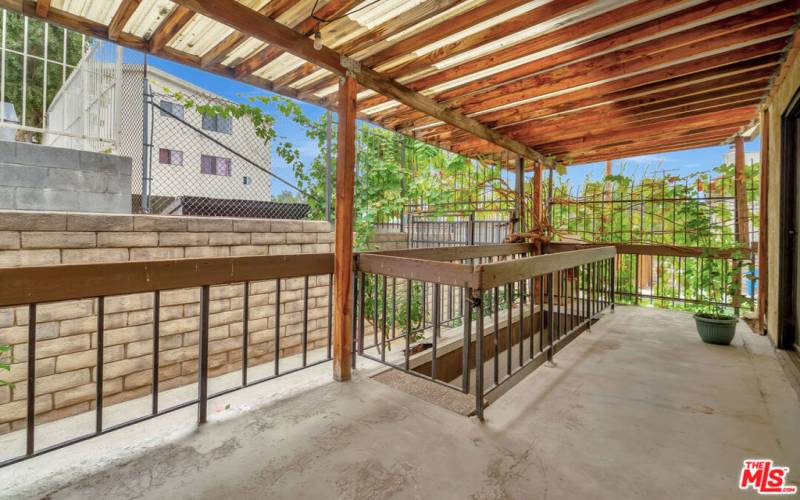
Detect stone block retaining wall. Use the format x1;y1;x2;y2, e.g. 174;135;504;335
0;211;338;433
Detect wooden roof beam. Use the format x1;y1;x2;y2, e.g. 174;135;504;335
451;105;756;156
385;39;788;132
108;0;141;42
199;0;296;68
428;79;772;145
271;0;464;91
569;135;738;164
172;0;548;163
34;0;48;17
455;7;797;115
232;0;362;78
354;0;702;114
362;0;789;121
149;5;195;54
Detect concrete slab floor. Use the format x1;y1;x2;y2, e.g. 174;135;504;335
2;305;799;499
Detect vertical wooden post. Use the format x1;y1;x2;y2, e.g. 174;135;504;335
758;110;769;333
733;136;749;314
533;161;542;236
735;136;750;248
333;76;357;382
515;155;525;233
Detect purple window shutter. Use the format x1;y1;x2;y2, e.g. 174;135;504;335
159;148;170;164
217;158;231;176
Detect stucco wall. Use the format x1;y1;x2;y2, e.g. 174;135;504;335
765;45;800;344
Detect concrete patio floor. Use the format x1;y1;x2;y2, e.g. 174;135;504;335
2;305;799;499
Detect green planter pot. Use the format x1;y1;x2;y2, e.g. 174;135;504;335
693;314;737;345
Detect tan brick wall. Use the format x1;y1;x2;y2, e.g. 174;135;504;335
0;211;340;434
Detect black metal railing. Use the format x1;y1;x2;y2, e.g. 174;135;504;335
354;243;615;418
0;253;335;467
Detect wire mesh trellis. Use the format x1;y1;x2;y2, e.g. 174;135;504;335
548;166;760;312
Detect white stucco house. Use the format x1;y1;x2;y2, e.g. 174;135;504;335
45;61;276;215
119;65;273;213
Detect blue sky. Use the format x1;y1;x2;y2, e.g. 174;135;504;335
126;49;761;195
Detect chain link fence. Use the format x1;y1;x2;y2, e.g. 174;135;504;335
122;66;315;219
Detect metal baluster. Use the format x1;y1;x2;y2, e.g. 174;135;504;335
381;276;388;363
462;288;472;394
26;303;36;455
506;283;512;376
373;274;379;350
198;286;209;424
547;274;554;362
334;271;338;362
611;258;616;311
96;296;105;433
432;283;440;380
274;279;281;376
350;272;356;367
153;291;160;412
493;287;499;385
539;275;545;354
405;279;412;372
242;284;248;386
519;279;525;368
358;273;366;355
391;277;397;338
474;290;484;420
529;277;535;360
302;276;309;367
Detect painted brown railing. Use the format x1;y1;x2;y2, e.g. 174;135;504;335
354;243;616;419
0;253;335;467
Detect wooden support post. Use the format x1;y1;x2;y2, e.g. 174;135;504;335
758;110;769;333
533;161;543;246
333;76;357;382
515;155;525;233
733;136;749;314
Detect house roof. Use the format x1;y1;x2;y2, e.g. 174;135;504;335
123;64;234;103
6;0;797;167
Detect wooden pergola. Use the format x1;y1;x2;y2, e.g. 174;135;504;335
2;0;797;377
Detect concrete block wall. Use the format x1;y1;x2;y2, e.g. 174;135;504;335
363;231;408;252
0;211;336;433
0;141;132;214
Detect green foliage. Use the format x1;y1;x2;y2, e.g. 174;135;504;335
0;344;13;388
550;163;759;315
1;12;84;130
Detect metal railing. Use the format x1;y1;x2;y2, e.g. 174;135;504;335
0;253;335;467
354;243;615;418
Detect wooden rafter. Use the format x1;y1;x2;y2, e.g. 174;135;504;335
34;0;47;17
354;0;693;113
172;0;549;163
368;2;795;125
149;5;195;54
108;0;140;42
442;77;773;144
232;0;362;78
271;0;464;91
3;0;796;164
199;0;296;68
387;38;788;134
